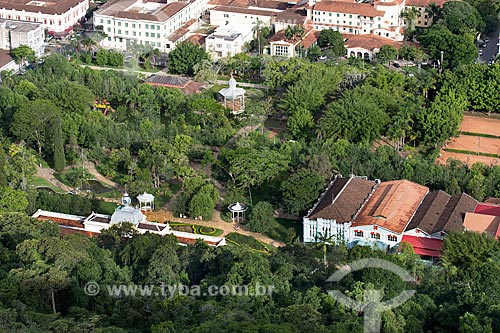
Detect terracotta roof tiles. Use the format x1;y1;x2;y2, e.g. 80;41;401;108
352;180;429;234
314;1;384;17
0;0;85;15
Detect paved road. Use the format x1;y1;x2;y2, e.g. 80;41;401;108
479;28;500;63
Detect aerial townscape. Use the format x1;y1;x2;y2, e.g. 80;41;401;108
1;0;500;331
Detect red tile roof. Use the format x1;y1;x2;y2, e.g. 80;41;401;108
352;180;429;234
401;235;443;257
314;1;384;17
463;212;500;238
186;34;206;45
0;0;85;15
344;34;404;51
474;203;500;216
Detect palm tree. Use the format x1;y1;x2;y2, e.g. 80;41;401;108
252;19;263;54
315;231;336;267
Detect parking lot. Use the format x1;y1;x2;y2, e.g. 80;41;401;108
478;28;499;64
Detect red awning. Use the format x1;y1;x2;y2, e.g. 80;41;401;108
401;235;443;257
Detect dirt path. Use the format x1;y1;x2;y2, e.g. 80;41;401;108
83;161;121;189
147;208;285;248
36;167;72;192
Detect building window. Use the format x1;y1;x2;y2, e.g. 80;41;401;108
132;23;136;28
388;235;397;242
117;29;121;34
117;22;121;26
349;14;352;18
275;45;289;57
370;232;380;240
329;13;332;16
337;13;340;17
125;22;128;27
145;32;149;37
107;20;110;24
354;230;364;237
157;25;160;30
223;14;229;18
145;24;149;29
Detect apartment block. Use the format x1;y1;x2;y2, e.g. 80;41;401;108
94;0;208;53
0;0;89;34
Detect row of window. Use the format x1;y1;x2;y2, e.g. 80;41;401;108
100;19;161;30
353;231;398;242
108;28;162;38
274;45;289;57
107;37;162;48
313;18;381;28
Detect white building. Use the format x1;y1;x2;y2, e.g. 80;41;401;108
312;0;405;41
0;19;45;56
94;0;208;53
205;25;253;60
303;175;378;243
0;0;89;34
32;193;226;246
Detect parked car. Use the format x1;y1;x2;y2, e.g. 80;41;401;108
479;49;483;56
480;42;487;48
485;37;490;43
393;62;401;68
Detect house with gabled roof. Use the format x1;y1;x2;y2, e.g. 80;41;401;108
349;179;429;249
303;175;378;243
405;192;478;239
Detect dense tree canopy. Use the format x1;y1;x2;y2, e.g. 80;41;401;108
168;41;209;75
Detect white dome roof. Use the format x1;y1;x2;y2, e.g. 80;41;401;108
219;77;245;99
228;202;247;212
137;192;155;202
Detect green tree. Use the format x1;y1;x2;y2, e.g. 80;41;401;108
53;117;66;172
376;45;398;64
0;187;28;213
287;107;314;140
95;49;109;66
188;192;214;219
281;169;324;215
248;201;274;233
319;86;390;143
11;99;61;155
440;1;484;34
11;45;36;68
317;29;346;57
226;147;289;204
168;41;208;75
415;89;466;145
107;51;124;67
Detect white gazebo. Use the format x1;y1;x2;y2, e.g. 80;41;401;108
228;202;248;223
218;76;246;114
137;192;155;212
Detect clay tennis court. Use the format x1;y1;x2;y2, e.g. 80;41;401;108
436;115;500;166
460;115;500;136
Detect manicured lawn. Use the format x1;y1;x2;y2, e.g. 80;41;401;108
32;177;66;194
266;218;301;244
168;222;224;237
226;232;273;254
